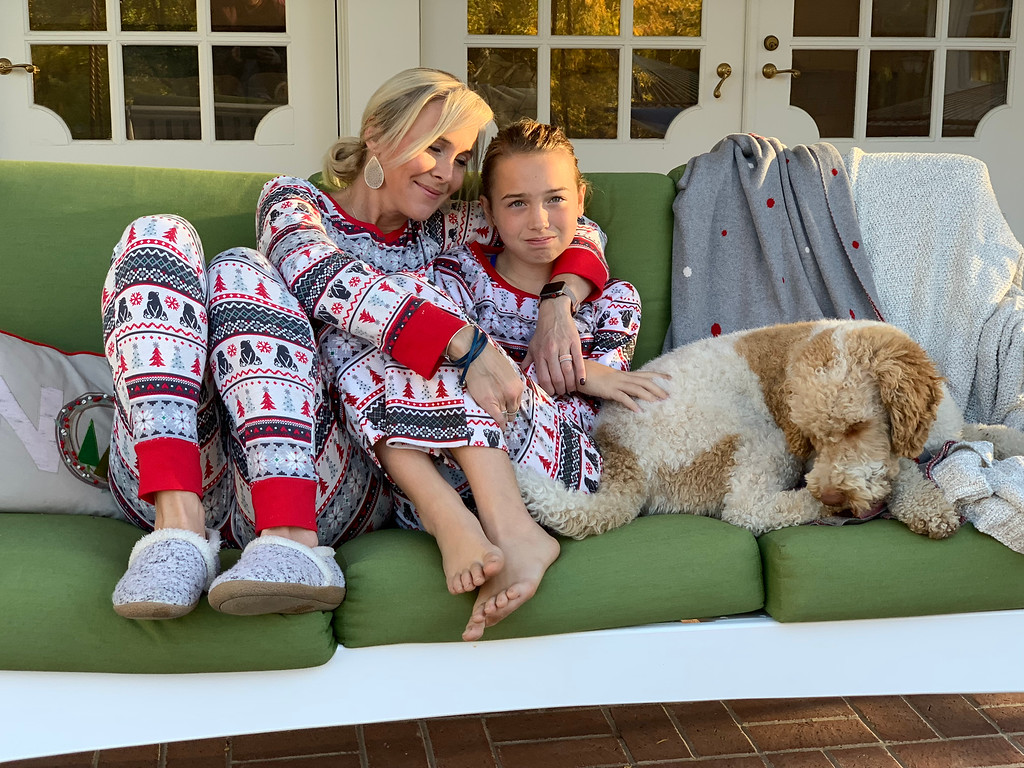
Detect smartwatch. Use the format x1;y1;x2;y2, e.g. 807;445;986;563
539;281;580;316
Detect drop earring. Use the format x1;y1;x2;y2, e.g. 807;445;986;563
363;155;385;190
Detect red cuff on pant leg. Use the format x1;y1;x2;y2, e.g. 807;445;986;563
251;477;318;533
136;438;203;504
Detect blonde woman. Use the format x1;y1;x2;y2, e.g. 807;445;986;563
257;69;610;639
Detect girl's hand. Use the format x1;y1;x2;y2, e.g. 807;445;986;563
578;361;670;412
522;295;584;396
449;326;524;430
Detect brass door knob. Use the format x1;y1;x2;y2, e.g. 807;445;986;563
0;58;40;75
714;62;732;99
762;63;800;79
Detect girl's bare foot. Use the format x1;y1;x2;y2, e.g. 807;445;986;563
462;520;559;641
375;441;505;594
435;514;505;594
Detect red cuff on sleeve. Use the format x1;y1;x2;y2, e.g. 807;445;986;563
251;477;317;533
389;303;466;378
136;438;203;504
552;247;609;302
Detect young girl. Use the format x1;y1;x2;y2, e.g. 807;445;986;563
396;119;669;640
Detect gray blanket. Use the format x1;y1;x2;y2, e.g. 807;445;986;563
664;134;882;351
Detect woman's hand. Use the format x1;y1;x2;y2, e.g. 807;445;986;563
578;361;671;412
522;295;584;396
448;326;524;430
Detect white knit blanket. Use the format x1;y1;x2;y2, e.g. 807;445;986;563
844;148;1024;428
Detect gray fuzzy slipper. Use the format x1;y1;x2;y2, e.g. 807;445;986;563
208;535;346;616
112;528;221;620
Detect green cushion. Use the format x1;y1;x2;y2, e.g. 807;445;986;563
759;520;1024;622
334;514;764;647
585;173;676;368
0;514;335;673
0;160;274;353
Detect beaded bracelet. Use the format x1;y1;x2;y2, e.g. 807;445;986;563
447;326;489;386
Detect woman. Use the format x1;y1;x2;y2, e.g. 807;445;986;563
105;68;606;640
256;69;609;640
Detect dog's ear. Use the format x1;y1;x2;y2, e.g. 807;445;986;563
857;325;945;458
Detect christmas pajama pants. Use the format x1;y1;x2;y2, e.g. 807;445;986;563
101;215;391;548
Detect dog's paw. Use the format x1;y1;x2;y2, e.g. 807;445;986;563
902;506;961;539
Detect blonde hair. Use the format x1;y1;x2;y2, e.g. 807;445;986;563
323;68;493;190
480;118;584;201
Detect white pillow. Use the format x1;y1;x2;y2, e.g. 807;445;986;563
0;330;123;517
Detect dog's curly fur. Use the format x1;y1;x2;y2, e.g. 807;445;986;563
516;320;968;539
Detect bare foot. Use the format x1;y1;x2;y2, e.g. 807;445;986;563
435;513;505;594
462;521;559;641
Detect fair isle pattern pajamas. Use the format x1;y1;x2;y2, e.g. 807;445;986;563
430;243;643;508
102;214;391;548
256;177;611;528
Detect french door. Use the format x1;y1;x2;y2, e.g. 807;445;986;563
423;0;1024;238
0;0;340;173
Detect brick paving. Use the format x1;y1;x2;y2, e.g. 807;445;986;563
6;694;1024;767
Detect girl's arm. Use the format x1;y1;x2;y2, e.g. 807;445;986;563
257;175;466;378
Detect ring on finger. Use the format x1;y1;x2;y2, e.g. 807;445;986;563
558;354;573;364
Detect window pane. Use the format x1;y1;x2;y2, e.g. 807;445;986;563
121;0;197;32
468;48;538;127
551;48;618;138
123;46;200;140
211;0;286;32
468;0;538;34
794;0;860;36
866;49;933;136
28;0;105;31
631;49;699;138
30;44;111;139
791;49;857;137
871;0;937;36
552;0;619;35
212;46;288;140
948;0;1013;37
943;49;1009;136
633;0;701;37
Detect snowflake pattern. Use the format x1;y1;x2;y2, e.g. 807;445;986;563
165;296;180;311
257;341;273;354
129;292;142;306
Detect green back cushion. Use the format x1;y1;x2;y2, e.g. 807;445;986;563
0;160;274;353
0;514;334;672
585;173;676;367
335;514;764;647
760;520;1024;622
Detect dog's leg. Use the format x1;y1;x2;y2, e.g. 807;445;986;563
721;486;827;536
960;423;1024;461
887;457;960;539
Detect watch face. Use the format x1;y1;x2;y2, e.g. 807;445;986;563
540;281;567;298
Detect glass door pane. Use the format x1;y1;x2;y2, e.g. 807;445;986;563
633;0;702;36
123;46;201;140
468;47;538;127
551;48;618;137
30;44;111;139
871;0;938;36
866;49;934;136
28;0;106;31
551;0;619;35
631;49;699;138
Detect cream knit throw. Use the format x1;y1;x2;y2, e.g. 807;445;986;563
844;149;1024;427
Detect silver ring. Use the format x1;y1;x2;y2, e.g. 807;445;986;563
558;355;573;364
502;409;519;418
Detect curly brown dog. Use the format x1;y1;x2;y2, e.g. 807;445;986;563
516;320;969;539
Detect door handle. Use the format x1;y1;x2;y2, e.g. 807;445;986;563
1;58;40;75
762;63;800;79
713;62;732;99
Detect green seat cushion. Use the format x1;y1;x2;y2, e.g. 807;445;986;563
0;514;335;673
0;160;274;353
334;514;764;647
759;519;1024;622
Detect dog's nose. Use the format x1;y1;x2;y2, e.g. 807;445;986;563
817;488;846;506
